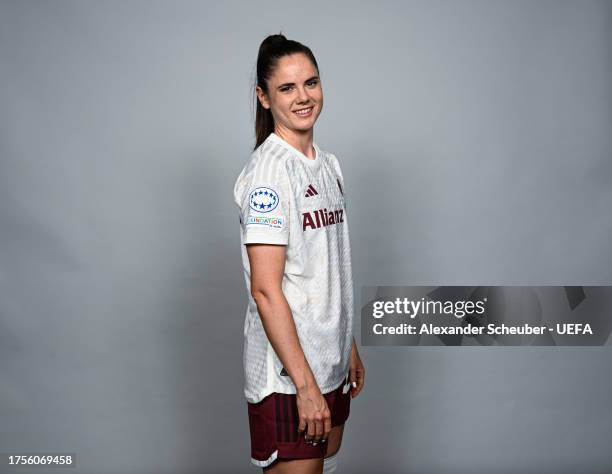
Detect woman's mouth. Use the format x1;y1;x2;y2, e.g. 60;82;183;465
293;106;314;118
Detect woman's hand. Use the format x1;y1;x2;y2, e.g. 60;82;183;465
349;339;365;398
296;384;332;446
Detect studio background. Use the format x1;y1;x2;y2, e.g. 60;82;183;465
1;1;611;473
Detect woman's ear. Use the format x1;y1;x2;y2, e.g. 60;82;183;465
255;86;271;110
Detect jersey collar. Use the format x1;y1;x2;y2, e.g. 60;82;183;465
268;132;323;169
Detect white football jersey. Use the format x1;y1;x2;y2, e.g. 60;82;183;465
233;132;354;403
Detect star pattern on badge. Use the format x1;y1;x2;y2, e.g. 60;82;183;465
249;187;279;213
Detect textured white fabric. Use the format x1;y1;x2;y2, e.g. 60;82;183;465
233;132;354;403
250;450;278;468
323;452;338;473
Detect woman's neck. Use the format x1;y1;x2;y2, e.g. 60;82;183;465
274;127;315;160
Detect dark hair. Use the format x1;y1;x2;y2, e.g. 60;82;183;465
253;33;320;150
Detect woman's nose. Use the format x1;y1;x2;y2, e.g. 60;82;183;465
296;86;309;103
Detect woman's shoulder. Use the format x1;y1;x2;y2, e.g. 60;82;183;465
314;141;340;165
235;139;291;188
252;135;293;164
319;146;342;173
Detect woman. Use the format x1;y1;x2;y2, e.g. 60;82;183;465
233;33;365;474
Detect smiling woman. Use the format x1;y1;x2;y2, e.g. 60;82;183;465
233;33;365;474
253;38;323;152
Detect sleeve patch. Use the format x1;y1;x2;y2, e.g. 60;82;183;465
248;186;280;213
246;215;285;230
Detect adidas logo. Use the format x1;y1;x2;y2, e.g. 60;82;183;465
304;184;318;197
280;367;288;376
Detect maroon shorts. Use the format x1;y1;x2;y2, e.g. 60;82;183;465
247;376;351;468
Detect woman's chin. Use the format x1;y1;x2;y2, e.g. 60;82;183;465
291;120;317;131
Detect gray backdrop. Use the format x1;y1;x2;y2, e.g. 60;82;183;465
1;1;611;473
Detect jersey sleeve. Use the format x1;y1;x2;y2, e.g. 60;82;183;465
329;153;347;199
234;155;291;245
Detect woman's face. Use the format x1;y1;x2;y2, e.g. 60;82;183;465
257;53;323;134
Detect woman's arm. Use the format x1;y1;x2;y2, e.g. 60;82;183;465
246;243;331;445
247;242;316;390
349;336;365;398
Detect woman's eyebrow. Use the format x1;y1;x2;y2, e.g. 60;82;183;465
277;76;320;89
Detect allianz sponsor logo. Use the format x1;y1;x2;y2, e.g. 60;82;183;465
302;207;344;231
246;215;284;229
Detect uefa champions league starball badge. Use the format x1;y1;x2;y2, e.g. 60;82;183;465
249;186;279;213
